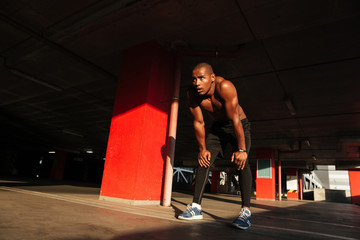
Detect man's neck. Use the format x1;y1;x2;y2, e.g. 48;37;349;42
203;82;216;99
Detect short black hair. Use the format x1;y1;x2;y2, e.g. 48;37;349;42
193;62;214;74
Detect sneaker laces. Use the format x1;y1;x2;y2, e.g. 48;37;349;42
182;204;197;216
186;204;196;212
186;204;193;211
238;208;250;221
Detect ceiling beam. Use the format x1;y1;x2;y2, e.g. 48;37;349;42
0;13;117;81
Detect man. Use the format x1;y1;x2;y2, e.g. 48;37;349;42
178;63;252;230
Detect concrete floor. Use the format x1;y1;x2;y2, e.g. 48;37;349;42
0;178;359;240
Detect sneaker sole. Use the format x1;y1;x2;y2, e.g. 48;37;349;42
178;215;203;220
232;222;251;230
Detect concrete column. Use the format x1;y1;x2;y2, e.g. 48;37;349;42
100;41;174;205
256;148;276;200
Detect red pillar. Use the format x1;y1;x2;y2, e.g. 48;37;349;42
100;41;174;205
256;148;276;200
348;170;360;204
286;168;299;199
50;151;67;180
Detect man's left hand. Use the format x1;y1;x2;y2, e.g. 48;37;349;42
231;151;248;170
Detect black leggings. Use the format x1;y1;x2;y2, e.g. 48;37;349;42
193;118;252;208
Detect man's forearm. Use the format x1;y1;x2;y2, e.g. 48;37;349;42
194;121;206;151
232;118;246;151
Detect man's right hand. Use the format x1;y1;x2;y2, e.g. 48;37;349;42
198;149;211;167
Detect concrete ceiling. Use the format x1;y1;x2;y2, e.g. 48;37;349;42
1;0;360;170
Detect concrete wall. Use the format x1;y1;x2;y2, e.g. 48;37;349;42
314;188;351;203
314;165;350;190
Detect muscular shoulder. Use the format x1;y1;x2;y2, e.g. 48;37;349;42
215;76;237;98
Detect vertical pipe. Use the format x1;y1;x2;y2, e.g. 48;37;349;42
278;151;282;201
162;47;182;207
299;170;303;200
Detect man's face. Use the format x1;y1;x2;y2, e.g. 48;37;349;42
192;67;214;96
